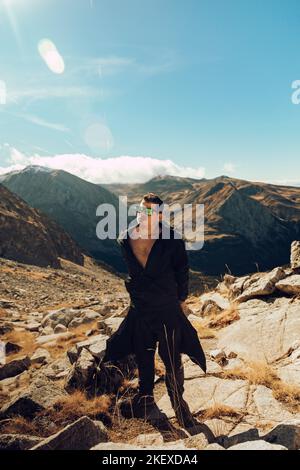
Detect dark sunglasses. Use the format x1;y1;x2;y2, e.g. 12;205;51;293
133;204;161;216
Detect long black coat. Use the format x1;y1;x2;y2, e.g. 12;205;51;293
102;221;206;373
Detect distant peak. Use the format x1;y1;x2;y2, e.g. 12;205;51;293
22;165;54;173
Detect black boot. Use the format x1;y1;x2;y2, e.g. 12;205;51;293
120;393;156;419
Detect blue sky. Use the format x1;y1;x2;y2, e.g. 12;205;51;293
0;0;300;184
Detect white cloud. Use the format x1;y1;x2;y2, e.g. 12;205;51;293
0;146;205;183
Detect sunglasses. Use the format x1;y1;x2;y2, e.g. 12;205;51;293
133;204;161;216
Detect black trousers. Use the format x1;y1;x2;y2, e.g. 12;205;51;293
132;308;192;421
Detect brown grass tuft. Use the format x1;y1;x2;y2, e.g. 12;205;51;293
190;319;216;339
200;403;243;420
205;302;240;329
3;330;37;360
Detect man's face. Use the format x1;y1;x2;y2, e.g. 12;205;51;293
136;199;161;234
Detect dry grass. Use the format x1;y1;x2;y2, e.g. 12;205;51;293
0;307;7;318
0;390;112;437
200;403;243;420
44;321;98;359
192;320;216;339
51;390;111;421
272;381;300;411
0;416;38;436
204;302;240;329
3;330;37;360
220;360;300;413
221;360;277;386
108;414;156;443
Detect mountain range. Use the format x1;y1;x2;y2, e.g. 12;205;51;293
1;167;300;275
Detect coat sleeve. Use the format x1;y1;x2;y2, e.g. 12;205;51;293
171;238;190;302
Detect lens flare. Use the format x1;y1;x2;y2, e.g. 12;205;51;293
84;122;114;152
38;38;65;74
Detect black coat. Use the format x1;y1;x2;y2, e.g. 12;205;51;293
102;221;206;373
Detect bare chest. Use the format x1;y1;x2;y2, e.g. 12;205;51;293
129;237;157;269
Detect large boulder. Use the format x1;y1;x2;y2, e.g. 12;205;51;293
154;376;249;419
0;378;67;418
217;296;300;363
233;268;287;303
31;416;108;450
275;275;300;295
30;348;51;365
42;307;101;329
0;356;31;381
198;293;230;316
262;421;300;450
73;334;109;361
65;348;95;392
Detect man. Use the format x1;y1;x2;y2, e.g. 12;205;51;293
101;192;206;428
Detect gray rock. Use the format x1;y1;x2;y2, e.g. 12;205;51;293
65;348;95;392
218;297;300;363
198;293;230;316
234;268;287;303
262;421;300;450
25;321;41;332
54;323;68;334
228;440;287;450
275;274;300;295
41;307;79;328
0;356;31;381
0;433;42;450
155;376;249;419
41;326;54;336
31;416;108;450
0;379;67;418
98;316;123;336
75;334;109;360
42;356;71;380
31;348;51;365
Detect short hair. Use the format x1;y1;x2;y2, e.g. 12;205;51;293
142;192;164;212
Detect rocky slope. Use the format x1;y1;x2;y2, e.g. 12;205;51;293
0;166;123;271
0;242;300;450
0;184;83;268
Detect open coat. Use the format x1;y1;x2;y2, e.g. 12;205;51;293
102;221;206;373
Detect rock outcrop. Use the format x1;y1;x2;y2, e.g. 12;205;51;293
0;184;83;268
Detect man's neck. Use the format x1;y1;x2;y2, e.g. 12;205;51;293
136;221;162;239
